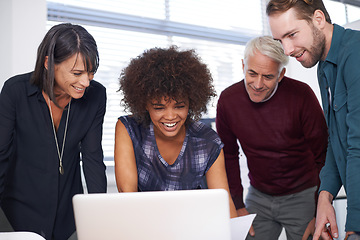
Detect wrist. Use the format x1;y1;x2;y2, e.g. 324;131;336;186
319;190;334;203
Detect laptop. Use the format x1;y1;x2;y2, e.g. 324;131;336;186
72;189;231;240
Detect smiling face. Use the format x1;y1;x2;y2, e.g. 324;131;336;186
243;50;285;103
50;53;94;99
147;97;189;140
268;8;326;68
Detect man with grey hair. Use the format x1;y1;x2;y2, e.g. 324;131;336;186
216;36;328;239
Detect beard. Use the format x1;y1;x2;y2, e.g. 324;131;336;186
301;25;326;68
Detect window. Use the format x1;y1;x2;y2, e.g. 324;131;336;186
324;0;360;24
47;0;360;161
47;0;264;160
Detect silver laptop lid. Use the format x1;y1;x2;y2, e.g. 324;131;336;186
73;189;231;240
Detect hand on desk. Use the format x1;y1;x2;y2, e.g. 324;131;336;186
237;207;255;237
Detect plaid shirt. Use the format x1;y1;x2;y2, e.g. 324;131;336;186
119;116;223;191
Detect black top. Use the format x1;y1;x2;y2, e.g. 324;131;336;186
0;72;107;239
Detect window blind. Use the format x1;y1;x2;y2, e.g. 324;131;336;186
46;0;265;160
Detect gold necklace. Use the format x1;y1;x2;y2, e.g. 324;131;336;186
48;97;71;175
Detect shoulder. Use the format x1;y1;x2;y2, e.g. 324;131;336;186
89;79;105;90
342;25;360;44
277;77;319;107
81;80;106;104
3;72;33;89
333;25;360;60
187;120;223;147
217;81;246;109
219;80;244;99
1;72;36;98
87;80;106;95
119;115;147;139
342;28;360;60
119;115;137;127
280;77;314;95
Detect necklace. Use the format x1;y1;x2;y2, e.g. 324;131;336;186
48;97;71;175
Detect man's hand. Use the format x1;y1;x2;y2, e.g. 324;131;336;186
237;208;255;236
313;191;338;240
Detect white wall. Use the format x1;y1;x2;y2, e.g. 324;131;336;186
344;19;360;30
285;59;321;103
0;0;46;89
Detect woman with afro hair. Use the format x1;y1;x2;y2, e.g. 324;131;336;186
114;46;237;218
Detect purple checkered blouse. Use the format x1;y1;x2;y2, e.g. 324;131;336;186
119;116;224;191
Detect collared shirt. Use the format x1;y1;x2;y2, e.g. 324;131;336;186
318;24;360;232
119;116;223;191
0;72;107;239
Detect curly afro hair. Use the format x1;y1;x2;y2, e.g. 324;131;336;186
119;46;216;125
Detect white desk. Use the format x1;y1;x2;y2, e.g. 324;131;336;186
0;232;45;240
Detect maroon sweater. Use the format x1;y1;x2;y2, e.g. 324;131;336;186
216;77;328;209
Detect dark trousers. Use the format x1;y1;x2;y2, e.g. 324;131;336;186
245;185;316;240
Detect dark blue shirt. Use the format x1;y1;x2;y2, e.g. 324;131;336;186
318;24;360;232
0;72;107;239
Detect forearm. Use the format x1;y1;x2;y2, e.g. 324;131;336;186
318;190;334;203
319;146;342;197
114;166;138;192
206;150;237;218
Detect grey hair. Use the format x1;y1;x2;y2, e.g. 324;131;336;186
244;35;289;72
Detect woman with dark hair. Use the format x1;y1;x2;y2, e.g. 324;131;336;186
0;23;107;239
114;46;237;218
